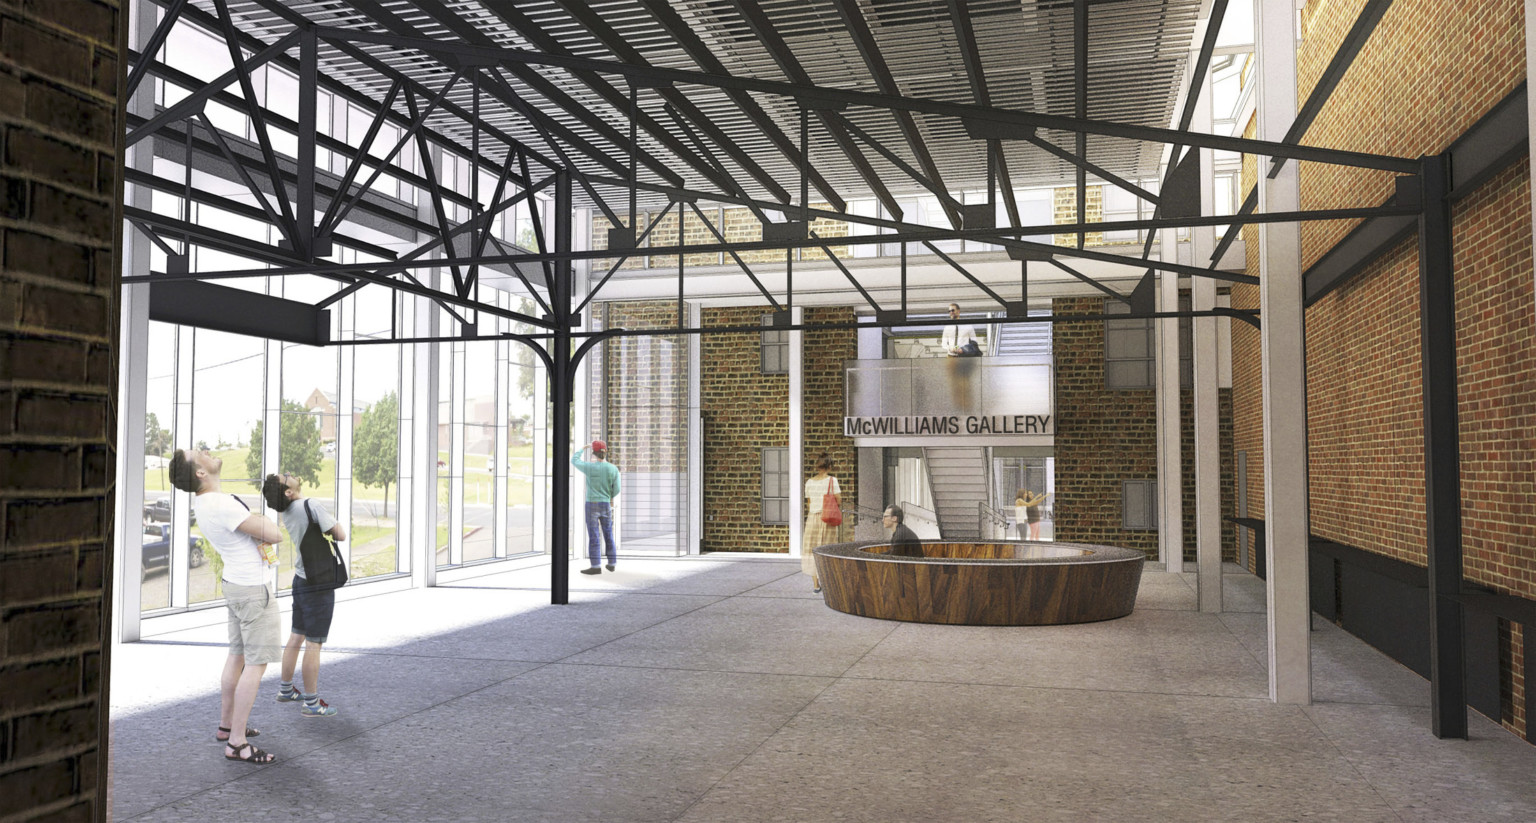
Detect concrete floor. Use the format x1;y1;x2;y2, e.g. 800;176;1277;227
109;559;1536;822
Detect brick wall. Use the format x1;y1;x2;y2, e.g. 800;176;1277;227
697;306;858;553
801;305;858;525
1052;185;1104;247
1052;297;1159;556
700;306;787;553
1229;0;1533;738
0;1;123;820
1053;297;1237;560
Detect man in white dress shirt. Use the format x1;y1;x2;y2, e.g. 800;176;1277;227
941;302;979;356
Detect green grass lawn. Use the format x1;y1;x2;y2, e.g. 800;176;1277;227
145;445;539;505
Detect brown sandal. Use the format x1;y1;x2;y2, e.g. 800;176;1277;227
215;725;259;741
224;741;275;764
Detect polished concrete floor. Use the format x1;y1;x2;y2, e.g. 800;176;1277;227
108;558;1536;822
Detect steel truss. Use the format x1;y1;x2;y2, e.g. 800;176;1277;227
119;2;1445;645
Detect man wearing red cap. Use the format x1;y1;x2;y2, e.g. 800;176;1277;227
571;439;621;574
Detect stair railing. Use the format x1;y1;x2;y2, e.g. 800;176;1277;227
978;501;1011;540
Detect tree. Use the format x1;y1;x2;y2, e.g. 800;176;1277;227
247;400;325;485
353;392;399;516
145;413;171;457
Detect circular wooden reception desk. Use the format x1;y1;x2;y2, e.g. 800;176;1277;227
813;541;1145;626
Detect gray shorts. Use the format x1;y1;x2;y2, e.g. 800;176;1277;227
224;580;282;665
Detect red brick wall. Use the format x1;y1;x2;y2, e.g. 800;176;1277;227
0;1;123;820
1229;0;1533;738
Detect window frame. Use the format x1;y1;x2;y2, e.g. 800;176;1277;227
760;314;788;375
1121;479;1158;530
761;446;789;525
1104;301;1155;390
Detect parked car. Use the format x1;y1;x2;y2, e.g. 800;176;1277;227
142;524;206;578
143;498;195;526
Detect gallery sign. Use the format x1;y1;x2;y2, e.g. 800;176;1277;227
843;414;1053;437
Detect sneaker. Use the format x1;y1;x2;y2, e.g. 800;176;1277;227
276;688;303;703
580;567;601;575
605;564;615;572
300;699;337;718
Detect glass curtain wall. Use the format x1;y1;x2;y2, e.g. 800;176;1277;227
126;11;553;625
588;307;691;555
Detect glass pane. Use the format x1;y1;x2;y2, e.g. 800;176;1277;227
350;287;400;580
141;322;177;613
463;342;496;563
506;354;538;557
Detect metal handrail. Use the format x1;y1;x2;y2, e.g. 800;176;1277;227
978;501;1009;528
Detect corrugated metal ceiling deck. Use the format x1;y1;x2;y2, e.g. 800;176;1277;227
193;0;1205;211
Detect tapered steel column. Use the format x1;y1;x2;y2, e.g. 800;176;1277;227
1418;152;1466;738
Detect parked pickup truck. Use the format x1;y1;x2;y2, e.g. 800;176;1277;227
142;524;206;578
143;498;195;526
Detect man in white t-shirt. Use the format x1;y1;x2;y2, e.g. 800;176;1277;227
168;448;285;765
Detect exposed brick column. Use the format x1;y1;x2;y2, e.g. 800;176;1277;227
0;1;126;821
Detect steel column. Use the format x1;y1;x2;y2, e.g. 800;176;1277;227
1256;0;1311;705
550;170;574;605
1418;152;1467;738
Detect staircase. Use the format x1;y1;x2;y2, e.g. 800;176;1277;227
993;310;1053;357
923;447;990;540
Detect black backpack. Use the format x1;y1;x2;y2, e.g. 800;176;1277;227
299;499;348;589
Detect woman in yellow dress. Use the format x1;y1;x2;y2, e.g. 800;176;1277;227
803;452;841;593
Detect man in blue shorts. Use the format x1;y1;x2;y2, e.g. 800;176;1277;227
262;473;347;718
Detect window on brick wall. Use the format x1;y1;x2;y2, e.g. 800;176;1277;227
762;447;790;525
1104;301;1154;389
761;315;788;374
1122;479;1158;530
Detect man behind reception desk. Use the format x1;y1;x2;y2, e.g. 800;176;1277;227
883;506;924;557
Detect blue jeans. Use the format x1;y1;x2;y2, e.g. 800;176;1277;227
584;502;616;567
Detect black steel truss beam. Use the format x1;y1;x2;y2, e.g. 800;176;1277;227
124;0;187;100
630;0;845;212
210;0;299;246
405;85;468;298
840;0;959;228
122;166;399;263
416;0;732;197
321;306;1260;347
306;26;1420;176
523;0;788;205
341;0;672;190
1022;132;1160;205
125;56;531;218
835;114;962;215
126;27;300;150
128;112;440;242
184;0;556;174
134;204;1421;295
724;0;904;220
941;1;1022;233
315;79;403;237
